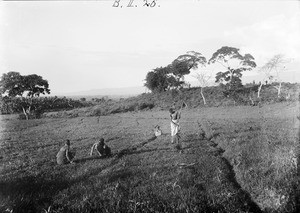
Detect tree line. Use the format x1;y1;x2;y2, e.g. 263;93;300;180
0;72;92;119
144;46;256;92
0;46;293;119
144;46;291;104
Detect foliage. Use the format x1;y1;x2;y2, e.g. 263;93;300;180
0;96;93;117
0;71;51;119
171;51;207;82
259;54;291;97
33;82;299;119
141;82;298;109
0;72;24;97
0;72;50;97
209;46;256;89
144;66;174;92
145;51;207;92
259;54;289;81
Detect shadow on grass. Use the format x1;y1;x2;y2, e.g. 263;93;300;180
0;173;72;213
0;156;127;213
73;155;112;164
114;135;158;158
115;147;170;159
220;157;263;213
130;147;170;155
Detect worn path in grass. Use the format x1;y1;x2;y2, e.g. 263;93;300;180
0;102;298;212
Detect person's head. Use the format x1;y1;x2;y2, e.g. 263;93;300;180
99;138;105;146
66;139;71;146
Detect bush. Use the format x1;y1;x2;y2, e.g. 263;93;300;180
18;110;44;120
89;107;103;116
1;96;94;116
138;102;155;110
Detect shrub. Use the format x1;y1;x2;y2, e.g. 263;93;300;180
1;96;94;116
89;107;103;116
138;102;154;110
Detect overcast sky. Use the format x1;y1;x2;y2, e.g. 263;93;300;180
1;0;299;94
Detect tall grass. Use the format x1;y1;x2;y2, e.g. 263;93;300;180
211;114;298;212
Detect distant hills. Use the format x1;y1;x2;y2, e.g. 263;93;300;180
54;86;147;99
52;70;300;99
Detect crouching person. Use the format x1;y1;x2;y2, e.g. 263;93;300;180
154;125;162;137
56;139;75;165
90;138;111;158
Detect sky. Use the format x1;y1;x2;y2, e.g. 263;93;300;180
0;0;300;95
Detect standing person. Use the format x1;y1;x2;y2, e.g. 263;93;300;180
90;138;111;158
169;107;181;149
56;139;75;165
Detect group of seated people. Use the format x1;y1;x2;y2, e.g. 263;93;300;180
56;125;163;165
56;138;111;165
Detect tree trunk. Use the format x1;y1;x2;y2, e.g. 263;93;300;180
249;96;254;106
200;87;206;105
229;71;233;89
273;82;282;97
257;82;263;98
22;107;29;120
278;82;282;97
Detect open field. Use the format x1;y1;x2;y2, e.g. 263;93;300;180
0;102;299;212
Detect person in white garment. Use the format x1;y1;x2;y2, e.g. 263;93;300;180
169;107;181;148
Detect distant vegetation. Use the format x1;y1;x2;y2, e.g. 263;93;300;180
36;82;298;119
0;72;94;119
144;46;256;93
0;72;50;119
0;47;298;119
0;96;94;118
1;81;299;119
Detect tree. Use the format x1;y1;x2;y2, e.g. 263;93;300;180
171;51;207;87
144;66;174;92
208;46;256;90
0;71;51;119
259;54;290;97
22;74;50;97
193;72;211;105
0;72;24;97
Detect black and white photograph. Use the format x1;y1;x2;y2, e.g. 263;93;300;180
0;0;299;212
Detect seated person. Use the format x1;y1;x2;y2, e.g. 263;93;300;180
154;125;162;137
56;139;75;165
90;138;111;158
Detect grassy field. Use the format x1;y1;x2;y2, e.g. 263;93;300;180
0;102;299;212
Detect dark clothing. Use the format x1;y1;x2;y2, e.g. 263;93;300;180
91;142;111;157
56;145;74;165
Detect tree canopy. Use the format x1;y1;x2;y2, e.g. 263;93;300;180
171;51;207;81
259;54;288;82
0;72;24;97
259;54;291;97
145;51;207;92
0;72;50;97
0;71;50;119
208;46;256;88
144;66;175;92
